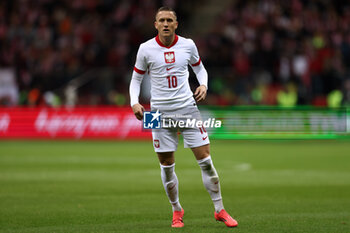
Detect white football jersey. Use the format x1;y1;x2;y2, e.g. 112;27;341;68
133;35;202;111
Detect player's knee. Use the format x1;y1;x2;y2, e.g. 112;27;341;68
202;151;210;160
193;144;210;160
202;145;210;157
157;152;175;165
160;161;174;166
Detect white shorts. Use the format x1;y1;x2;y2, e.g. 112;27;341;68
151;105;210;152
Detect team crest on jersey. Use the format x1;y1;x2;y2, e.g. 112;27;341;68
154;139;160;148
164;52;175;63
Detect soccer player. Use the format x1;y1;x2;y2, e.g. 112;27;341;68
129;6;238;228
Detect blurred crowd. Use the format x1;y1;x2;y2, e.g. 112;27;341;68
0;0;350;107
0;0;196;106
199;0;350;107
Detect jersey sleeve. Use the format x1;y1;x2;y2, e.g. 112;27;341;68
189;39;208;89
133;44;147;74
189;39;201;66
129;44;148;106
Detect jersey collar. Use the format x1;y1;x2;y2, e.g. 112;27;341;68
155;34;179;48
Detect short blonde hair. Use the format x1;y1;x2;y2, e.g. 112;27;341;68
156;6;177;20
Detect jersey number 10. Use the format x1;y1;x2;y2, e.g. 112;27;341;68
166;76;177;88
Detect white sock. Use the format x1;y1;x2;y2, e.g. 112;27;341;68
197;156;224;213
160;163;182;212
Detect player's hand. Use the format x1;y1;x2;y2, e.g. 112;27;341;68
132;103;145;120
194;85;207;102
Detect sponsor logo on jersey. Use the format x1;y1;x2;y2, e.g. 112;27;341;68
164;52;175;63
143;110;162;129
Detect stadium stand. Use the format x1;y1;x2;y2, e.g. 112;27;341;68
0;0;349;107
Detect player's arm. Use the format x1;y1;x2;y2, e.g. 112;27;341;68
130;45;147;120
192;61;208;102
189;39;208;102
129;71;145;120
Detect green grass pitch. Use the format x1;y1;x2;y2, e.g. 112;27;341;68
0;140;350;233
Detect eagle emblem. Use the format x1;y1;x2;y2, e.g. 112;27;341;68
164;52;175;63
154;139;160;148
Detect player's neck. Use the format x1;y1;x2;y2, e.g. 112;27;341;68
158;34;175;47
